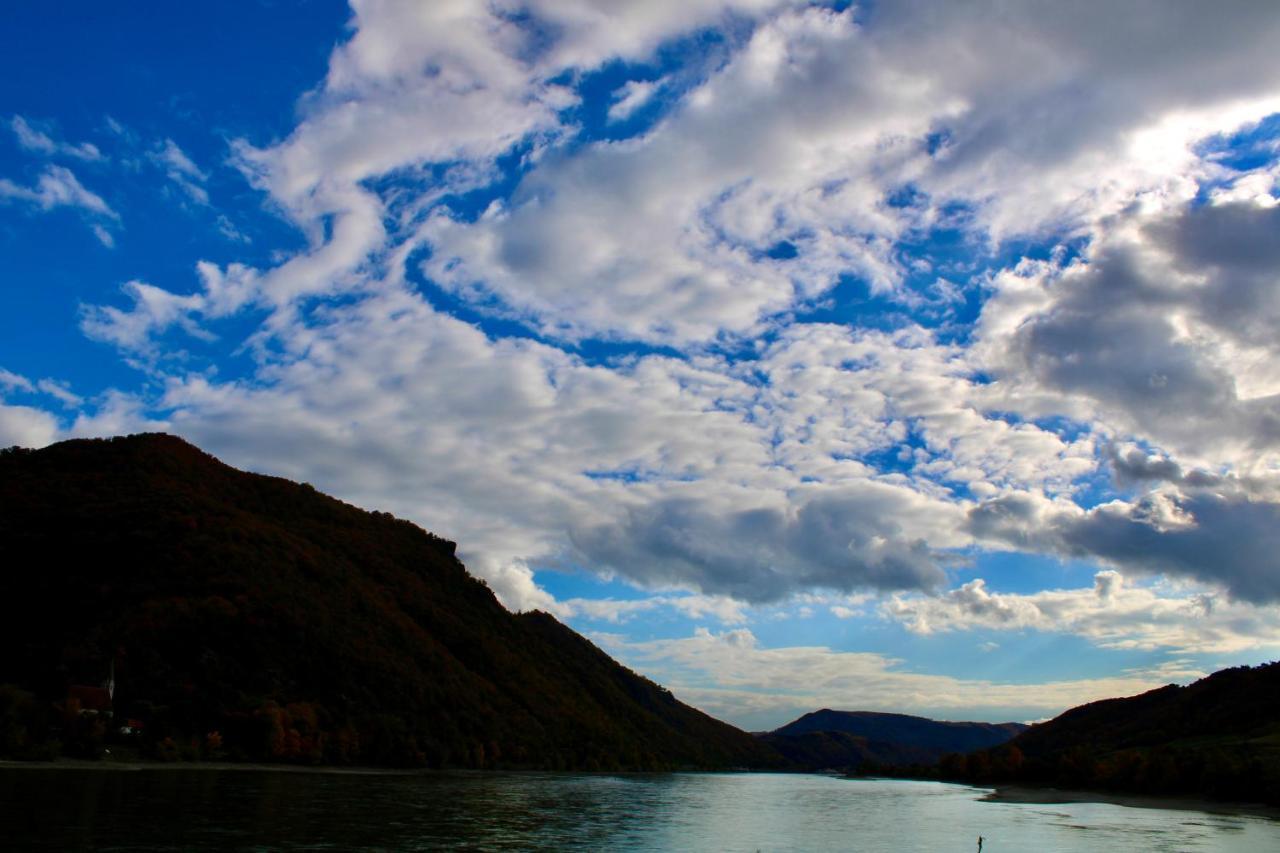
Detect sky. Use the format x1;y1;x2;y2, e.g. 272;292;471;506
3;1;1280;731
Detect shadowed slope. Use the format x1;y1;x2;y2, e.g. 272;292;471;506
0;433;781;769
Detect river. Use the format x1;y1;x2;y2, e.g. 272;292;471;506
2;767;1276;851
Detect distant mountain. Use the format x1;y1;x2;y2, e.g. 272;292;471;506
761;710;1027;770
935;662;1280;803
0;434;781;770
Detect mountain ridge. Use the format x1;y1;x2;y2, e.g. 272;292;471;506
760;709;1027;770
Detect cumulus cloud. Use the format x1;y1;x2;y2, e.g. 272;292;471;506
571;485;950;601
61;0;1280;638
979;199;1280;466
884;571;1280;654
966;489;1280;605
0;404;59;449
423;2;1280;344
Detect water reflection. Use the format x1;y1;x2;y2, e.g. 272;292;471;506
0;768;1274;851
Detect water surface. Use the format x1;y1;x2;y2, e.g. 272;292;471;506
1;767;1275;851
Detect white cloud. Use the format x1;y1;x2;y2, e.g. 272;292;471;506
0;368;34;394
607;79;659;122
0;165;116;218
79;280;212;354
560;592;750;625
35;379;83;409
884;571;1280;654
0;404;59;449
150;139;209;205
593;626;1189;729
11;115;102;161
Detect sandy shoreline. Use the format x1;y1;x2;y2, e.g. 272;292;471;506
983;784;1280;820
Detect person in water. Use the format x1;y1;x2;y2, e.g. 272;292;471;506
977;836;984;852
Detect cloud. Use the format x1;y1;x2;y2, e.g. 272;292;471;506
0;368;34;394
0;405;59;449
35;379;82;409
559;592;750;625
10;115;102;161
979;199;1280;466
607;79;659;122
422;3;1280;344
150;139;209;205
55;0;1280;639
129;289;986;609
966;488;1280;605
594;626;1189;729
0;165;116;218
0;164;119;244
570;485;950;601
79;280;212;354
884;571;1280;654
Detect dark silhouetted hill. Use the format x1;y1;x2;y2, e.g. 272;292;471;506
761;710;1026;770
929;663;1280;804
0;433;782;770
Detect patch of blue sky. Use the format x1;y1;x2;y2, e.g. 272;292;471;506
792;273;919;332
1068;465;1122;510
0;1;346;399
785;197;1010;340
1193;645;1280;676
534;568;653;603
961;550;1109;594
1190;111;1280;206
740;602;1183;699
1195;111;1280;172
552;16;759;147
856;420;924;477
1;2;347;147
407;142;543;227
866;625;1193;689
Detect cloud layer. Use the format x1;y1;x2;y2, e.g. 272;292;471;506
10;2;1280;707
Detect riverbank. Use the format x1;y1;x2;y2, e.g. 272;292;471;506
0;757;422;775
983;783;1280;820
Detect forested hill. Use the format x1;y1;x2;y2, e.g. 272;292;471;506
0;433;781;770
933;662;1280;804
760;710;1026;769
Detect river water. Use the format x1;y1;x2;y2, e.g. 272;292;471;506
1;767;1276;851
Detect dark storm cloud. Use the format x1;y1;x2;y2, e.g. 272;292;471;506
571;489;948;603
968;490;1280;604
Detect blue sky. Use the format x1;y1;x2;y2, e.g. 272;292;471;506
4;1;1280;730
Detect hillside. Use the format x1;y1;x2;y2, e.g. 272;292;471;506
0;433;782;770
761;710;1026;770
934;663;1280;804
